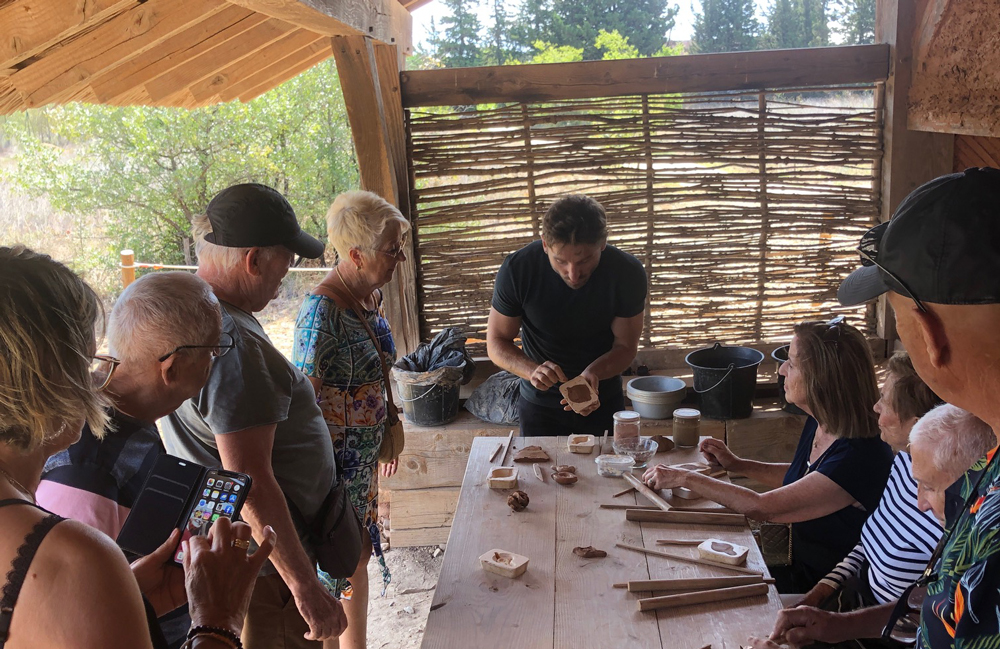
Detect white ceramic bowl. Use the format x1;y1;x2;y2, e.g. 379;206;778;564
626;376;687;419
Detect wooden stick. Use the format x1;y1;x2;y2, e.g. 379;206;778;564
612;582;628;589
637;582;769;612
533;463;545;483
498;430;514;466
615;543;763;576
655;539;706;546
601;429;609;454
670;505;741;515
489;442;503;463
613;486;637;498
600;503;658;511
626;575;765;593
625;508;746;527
623;472;672;512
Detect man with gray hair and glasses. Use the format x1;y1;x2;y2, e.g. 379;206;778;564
160;183;348;649
38;270;225;646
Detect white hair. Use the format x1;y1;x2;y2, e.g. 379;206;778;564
192;213;286;273
326;190;410;262
108;271;221;362
909;404;996;478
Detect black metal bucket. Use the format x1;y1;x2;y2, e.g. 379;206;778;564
771;345;807;415
685;343;764;419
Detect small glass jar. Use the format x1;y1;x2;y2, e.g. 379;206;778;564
613;410;641;446
672;408;701;448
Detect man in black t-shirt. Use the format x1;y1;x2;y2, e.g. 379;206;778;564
487;195;647;436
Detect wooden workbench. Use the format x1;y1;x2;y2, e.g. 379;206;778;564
420;436;781;649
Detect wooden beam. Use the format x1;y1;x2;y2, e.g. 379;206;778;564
234;43;333;102
6;0;229;108
88;4;264;103
225;0;412;54
875;0;954;342
374;42;420;355
186;28;324;103
0;0;136;70
0;78;25;115
400;44;890;108
143;17;296;101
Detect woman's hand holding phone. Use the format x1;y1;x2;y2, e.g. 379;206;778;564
130;528;188;617
183;517;277;637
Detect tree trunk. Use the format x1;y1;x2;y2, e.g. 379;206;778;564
182;236;193;266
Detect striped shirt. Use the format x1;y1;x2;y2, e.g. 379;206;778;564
819;451;942;603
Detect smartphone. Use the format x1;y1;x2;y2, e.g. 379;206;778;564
173;468;252;564
116;455;252;565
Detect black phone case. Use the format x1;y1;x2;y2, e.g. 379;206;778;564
116;455;250;560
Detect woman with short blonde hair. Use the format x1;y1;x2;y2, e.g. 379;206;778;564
293;190;410;649
644;318;894;593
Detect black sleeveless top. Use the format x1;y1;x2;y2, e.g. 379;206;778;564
0;499;64;649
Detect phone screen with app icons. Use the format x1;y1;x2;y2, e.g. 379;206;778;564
174;469;249;564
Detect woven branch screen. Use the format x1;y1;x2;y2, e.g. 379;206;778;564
408;86;883;355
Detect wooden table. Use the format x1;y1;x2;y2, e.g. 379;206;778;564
420;436;781;649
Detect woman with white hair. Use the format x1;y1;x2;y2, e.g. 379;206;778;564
293;190;410;649
910;404;996;525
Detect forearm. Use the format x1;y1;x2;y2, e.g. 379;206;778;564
679;473;769;517
834;604;896;641
584;342;638;381
728;459;790;489
487;337;539;382
238;474;318;596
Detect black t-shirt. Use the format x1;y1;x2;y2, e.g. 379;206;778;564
782;417;893;586
491;240;647;407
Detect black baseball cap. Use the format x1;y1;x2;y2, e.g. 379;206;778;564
838;167;1000;309
204;183;324;259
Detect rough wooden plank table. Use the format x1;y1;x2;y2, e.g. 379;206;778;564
421;436;782;649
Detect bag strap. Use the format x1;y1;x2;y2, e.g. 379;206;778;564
314;274;399;425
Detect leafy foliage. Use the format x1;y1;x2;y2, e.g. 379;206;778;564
1;59;357;274
691;0;761;53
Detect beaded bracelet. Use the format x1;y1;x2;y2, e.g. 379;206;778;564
183;624;243;649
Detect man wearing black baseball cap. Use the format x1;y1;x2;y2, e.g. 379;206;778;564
161;184;348;648
768;167;1000;649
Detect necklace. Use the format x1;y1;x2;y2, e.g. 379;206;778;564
335;267;372;311
0;461;35;504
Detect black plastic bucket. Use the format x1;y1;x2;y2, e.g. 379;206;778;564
771;345;807;415
397;379;460;426
685;343;764;419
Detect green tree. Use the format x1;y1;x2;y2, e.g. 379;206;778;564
2;59;357;272
692;0;760;53
594;30;640;60
483;0;513;65
526;40;584;64
765;0;829;49
429;0;484;67
509;0;555;58
550;0;680;59
832;0;875;44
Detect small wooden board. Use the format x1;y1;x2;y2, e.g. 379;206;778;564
558;376;599;414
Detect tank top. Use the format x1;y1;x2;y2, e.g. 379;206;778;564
0;499;64;649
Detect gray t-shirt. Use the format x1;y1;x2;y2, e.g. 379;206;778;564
160;301;336;527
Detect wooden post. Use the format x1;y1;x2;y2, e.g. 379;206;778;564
120;249;136;288
753;92;770;341
640;94;655;348
333;36;420;354
875;0;954;343
521;104;539;240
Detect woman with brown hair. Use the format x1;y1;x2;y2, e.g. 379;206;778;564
644;318;894;593
0;246;275;649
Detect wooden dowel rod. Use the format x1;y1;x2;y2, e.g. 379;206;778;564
489;442;503;463
498;430;514;466
655;539;705;546
612;582;628;589
613;486;637;498
637;582;769;612
626;508;747;526
600;503;659;511
623;472;672;512
625;575;764;593
615;543;763;576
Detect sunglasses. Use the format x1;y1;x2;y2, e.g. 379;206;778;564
882;452;998;644
857;248;928;313
820;315;846;351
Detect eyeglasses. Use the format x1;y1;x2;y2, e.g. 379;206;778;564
90;355;121;392
857;248;928;313
157;332;236;363
882;451;998;644
368;244;406;260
